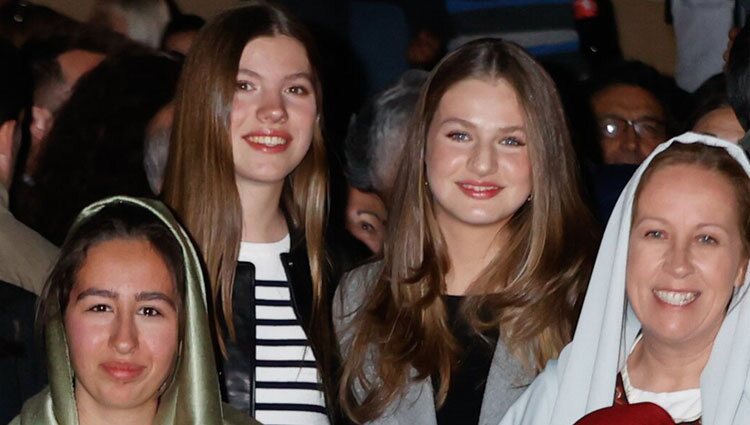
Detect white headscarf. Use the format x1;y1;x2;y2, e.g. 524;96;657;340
500;132;750;425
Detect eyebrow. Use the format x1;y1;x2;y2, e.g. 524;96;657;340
438;117;524;132
76;288;177;310
136;292;177;310
237;68;313;82
77;288;117;301
357;210;386;223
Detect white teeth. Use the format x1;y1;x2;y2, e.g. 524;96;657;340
462;184;498;192
247;136;287;146
653;289;699;306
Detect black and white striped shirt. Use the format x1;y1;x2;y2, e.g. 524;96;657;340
238;235;330;425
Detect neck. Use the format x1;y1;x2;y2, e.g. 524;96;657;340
627;332;714;392
439;215;505;296
236;177;288;242
75;384;157;425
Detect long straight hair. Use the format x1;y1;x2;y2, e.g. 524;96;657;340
339;39;599;423
161;0;330;383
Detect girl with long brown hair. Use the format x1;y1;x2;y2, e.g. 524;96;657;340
334;38;599;425
162;3;340;424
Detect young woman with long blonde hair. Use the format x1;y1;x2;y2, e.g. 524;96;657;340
335;38;599;425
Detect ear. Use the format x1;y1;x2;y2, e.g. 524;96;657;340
734;260;748;289
0;119;16;155
0;120;17;187
30;105;52;145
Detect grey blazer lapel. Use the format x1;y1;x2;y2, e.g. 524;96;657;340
478;340;534;425
378;378;437;425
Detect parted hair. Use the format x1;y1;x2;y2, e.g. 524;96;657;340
339;38;599;423
161;0;329;367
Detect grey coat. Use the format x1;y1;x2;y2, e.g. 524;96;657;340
333;262;534;425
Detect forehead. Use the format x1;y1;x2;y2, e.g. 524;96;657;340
635;163;739;222
74;238;176;296
591;84;664;119
434;77;525;124
237;35;311;75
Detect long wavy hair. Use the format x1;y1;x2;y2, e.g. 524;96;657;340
161;1;329;371
339;39;599;423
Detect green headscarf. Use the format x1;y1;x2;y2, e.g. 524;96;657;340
11;196;260;425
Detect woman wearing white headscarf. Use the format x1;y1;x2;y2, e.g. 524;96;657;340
500;132;750;425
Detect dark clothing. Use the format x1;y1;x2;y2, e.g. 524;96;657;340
0;282;46;424
218;229;365;424
435;296;498;425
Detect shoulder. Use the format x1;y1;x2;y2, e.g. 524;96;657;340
334;261;382;316
14;387;53;423
499;350;564;425
0;211;58;294
332;260;382;342
221;402;263;425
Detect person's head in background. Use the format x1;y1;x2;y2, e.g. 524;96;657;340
90;0;170;49
343;69;427;254
0;2;79;48
588;60;676;164
690;74;744;143
0;40;29;190
28;53;181;245
21;32;118;179
161;13;204;56
726;20;750;139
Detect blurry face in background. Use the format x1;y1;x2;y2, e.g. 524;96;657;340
230;35;317;188
592;84;667;164
627;164;746;351
425;77;532;235
693;106;745;143
58;49;106;92
65;238;179;413
345;186;387;254
163;31;199;56
28;49;105;176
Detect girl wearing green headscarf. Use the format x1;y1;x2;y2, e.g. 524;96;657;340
11;196;260;425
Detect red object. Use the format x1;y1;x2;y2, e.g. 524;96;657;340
575;402;677;425
573;0;599;20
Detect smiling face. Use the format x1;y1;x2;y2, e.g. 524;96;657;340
230;35;317;187
64;238;179;413
425;77;532;234
627;163;747;350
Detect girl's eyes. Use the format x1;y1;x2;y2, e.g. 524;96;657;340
500;136;524;146
85;304;163;317
138;307;163;317
447;131;471;142
286;85;311;96
644;230;664;239
445;132;525;145
236;80;254;91
236;81;312;96
88;304;112;313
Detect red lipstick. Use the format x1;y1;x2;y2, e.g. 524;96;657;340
101;362;146;381
455;181;502;199
242;129;292;153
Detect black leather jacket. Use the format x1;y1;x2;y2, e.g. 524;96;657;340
217;229;368;424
